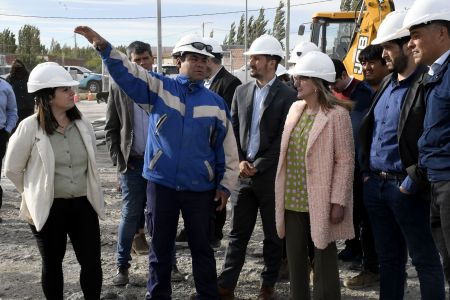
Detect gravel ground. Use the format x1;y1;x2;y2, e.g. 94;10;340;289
0;101;432;299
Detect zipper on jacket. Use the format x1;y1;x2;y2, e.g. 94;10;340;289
204;160;214;182
155;114;168;136
149;149;163;170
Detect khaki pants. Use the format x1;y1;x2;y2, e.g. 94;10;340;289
285;210;341;300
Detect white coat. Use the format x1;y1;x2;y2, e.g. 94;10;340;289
5;114;104;231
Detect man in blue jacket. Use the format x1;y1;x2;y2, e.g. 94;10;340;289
75;26;239;299
404;0;450;288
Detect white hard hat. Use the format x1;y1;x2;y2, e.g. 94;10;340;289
288;51;336;83
203;37;223;55
28;62;79;93
276;64;288;77
244;34;284;58
288;41;320;64
403;0;450;30
372;11;410;45
172;34;214;58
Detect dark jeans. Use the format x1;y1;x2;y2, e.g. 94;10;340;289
430;181;450;283
0;128;10;209
218;176;282;289
30;197;102;300
145;182;217;300
116;157;147;267
364;175;445;300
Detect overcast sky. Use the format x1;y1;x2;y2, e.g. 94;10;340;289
1;0;414;50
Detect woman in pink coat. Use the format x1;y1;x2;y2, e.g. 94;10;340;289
275;51;355;299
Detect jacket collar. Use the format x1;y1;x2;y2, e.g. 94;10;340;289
176;74;205;93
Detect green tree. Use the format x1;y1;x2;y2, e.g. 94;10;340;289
340;0;359;10
247;16;255;45
272;1;286;47
253;8;268;39
227;22;236;45
236;14;245;46
48;38;62;55
17;25;45;69
0;28;17;54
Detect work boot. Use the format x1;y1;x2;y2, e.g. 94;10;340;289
218;286;235;300
257;286;276;300
343;270;379;289
132;233;149;255
171;264;186;282
112;265;129;286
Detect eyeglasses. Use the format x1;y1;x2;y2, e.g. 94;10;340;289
179;42;213;53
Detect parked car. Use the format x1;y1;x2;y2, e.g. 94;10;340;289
64;66;103;93
153;64;178;76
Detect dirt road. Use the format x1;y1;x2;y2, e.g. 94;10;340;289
0;101;427;299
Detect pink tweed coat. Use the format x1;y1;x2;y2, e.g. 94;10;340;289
275;100;355;249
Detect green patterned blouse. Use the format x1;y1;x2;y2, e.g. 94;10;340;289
285;112;316;212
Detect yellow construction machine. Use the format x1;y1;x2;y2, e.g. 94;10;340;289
299;0;394;80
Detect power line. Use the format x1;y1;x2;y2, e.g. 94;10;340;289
0;0;333;20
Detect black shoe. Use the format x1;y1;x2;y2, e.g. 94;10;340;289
349;257;363;271
338;247;360;262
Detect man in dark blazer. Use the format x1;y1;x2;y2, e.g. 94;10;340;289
217;35;296;300
204;38;241;247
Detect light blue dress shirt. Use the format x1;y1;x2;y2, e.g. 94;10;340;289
247;75;277;161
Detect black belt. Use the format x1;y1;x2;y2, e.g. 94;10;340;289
372;171;406;181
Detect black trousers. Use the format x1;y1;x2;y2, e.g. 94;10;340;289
0;128;10;209
218;174;282;289
30;197;102;300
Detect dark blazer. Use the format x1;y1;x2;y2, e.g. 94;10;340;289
105;82;136;173
209;67;242;109
359;64;429;188
231;77;296;175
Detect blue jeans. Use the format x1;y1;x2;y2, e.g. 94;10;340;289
363;175;445;300
145;182;217;300
116;157;147;267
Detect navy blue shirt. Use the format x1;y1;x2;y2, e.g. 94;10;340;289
370;73;416;173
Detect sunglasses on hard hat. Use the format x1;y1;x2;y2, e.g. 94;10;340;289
180;42;213;53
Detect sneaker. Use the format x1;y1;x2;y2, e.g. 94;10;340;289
171;264;186;282
112;265;129;286
343;270;379;289
132;233;149;255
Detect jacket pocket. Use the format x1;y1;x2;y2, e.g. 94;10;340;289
149;149;163;170
204;160;215;182
155;114;168;136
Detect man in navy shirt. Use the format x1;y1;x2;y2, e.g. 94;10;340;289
404;0;450;288
359;11;445;299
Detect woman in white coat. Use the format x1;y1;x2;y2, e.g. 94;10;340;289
5;62;104;299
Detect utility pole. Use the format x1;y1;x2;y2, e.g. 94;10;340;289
244;0;248;83
202;22;212;37
156;0;162;73
285;0;290;68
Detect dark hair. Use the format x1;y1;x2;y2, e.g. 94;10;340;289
210;56;222;65
332;59;347;79
126;41;152;58
358;45;386;65
34;88;82;135
392;36;411;47
9;59;29;81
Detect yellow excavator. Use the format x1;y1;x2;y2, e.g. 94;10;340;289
299;0;394;80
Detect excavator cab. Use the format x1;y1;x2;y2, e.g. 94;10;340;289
300;0;394;80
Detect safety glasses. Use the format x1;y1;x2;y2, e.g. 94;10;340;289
179;42;213;53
